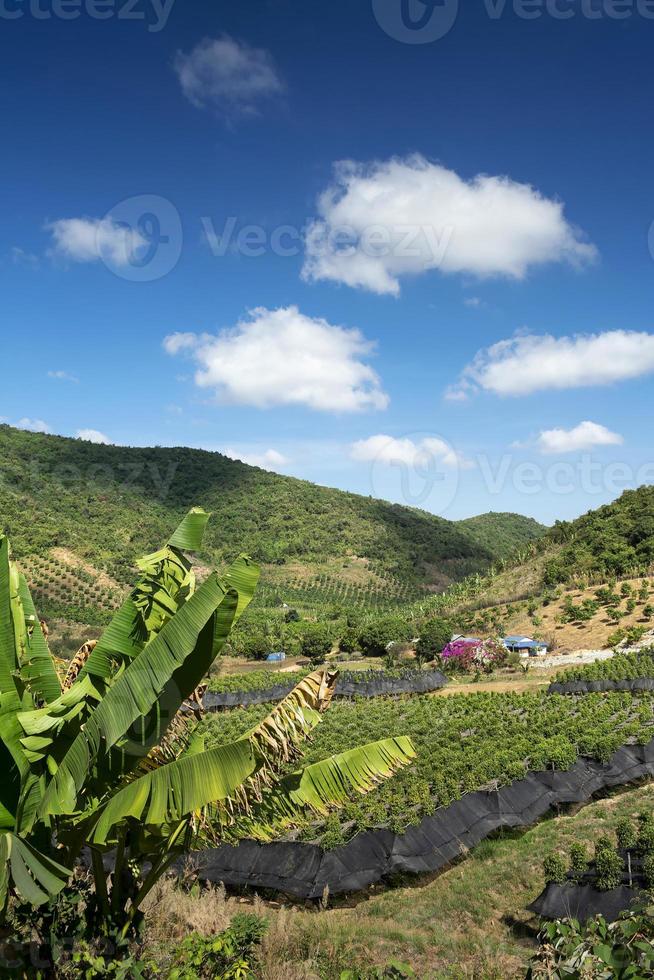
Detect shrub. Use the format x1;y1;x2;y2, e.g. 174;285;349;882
440;637;507;675
168;914;267;979
644;853;654;891
339;625;361;654
569;843;588;878
616;819;637;850
595;846;623;891
638;818;654;855
528;908;654;978
543;853;568;885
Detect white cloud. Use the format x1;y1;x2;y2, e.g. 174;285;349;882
449;330;654;400
302;155;596;295
47;217;146;266
75;428;111;445
536;421;623;455
10;246;39;267
164;306;388;413
350;434;473;470
224;447;290;471
173;35;285;116
163;333;197;356
48;370;79;383
464;297;483;309
17;418;51;434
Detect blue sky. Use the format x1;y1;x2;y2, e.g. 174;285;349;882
2;0;654;525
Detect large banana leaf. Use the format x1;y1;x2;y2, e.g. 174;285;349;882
36;574;239;821
0;536;22;701
80;508;209;683
91;735;416;848
0;538;35;828
230;737;417;842
17;576;61;705
88;668;339;846
0;832;70;910
100;555;259;784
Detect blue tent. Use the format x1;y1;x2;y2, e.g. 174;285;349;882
266;651;286;662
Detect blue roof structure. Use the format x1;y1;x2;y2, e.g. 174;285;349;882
502;636;548;650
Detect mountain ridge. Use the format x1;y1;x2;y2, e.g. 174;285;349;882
0;425;543;600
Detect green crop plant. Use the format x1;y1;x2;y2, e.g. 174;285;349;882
0;510;415;936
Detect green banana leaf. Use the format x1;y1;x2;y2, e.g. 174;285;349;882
37;574;239;821
0;832;70;909
17;575;61;705
89;668;338;845
80;508;209;683
231;737;417;842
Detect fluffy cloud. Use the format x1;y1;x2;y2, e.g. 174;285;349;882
224;447;289;471
164;306;388;413
47;218;145;266
350;434;473;470
302;155;596;295
17;418;51;434
75;429;111;445
448;330;654;400
536;421;623;455
173;35;284;116
48;370;79;383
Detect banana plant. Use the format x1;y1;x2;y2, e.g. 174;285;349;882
0;509;415;932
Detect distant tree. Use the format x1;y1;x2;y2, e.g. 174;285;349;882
415;618;451;664
299;622;334;664
358;615;412;658
339;625;360;654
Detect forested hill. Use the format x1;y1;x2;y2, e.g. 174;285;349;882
0;425;543;591
543;486;654;585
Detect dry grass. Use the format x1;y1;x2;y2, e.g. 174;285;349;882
139;785;654;978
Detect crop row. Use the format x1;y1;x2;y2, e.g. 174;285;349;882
201;689;654;845
554;649;654;684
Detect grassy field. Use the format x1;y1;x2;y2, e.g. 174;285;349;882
143;782;654;978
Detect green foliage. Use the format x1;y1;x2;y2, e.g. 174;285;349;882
637;815;654;855
543;854;568;885
202;690;654;845
0;426;544;621
168;914;267;980
298;622;335;664
643;854;654;891
595;840;623;891
527;907;654;978
554;648;654;684
569;843;588;879
358;616;412;658
0;514;415;942
415;618;451;664
616;819;638;850
544;486;654;586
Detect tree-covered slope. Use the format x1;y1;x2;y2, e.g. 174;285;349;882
0;425;543;594
544;487;654;585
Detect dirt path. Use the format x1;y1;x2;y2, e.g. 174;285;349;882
434;676;553;695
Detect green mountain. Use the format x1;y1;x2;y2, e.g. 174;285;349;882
0;425;544;618
543;486;654;586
